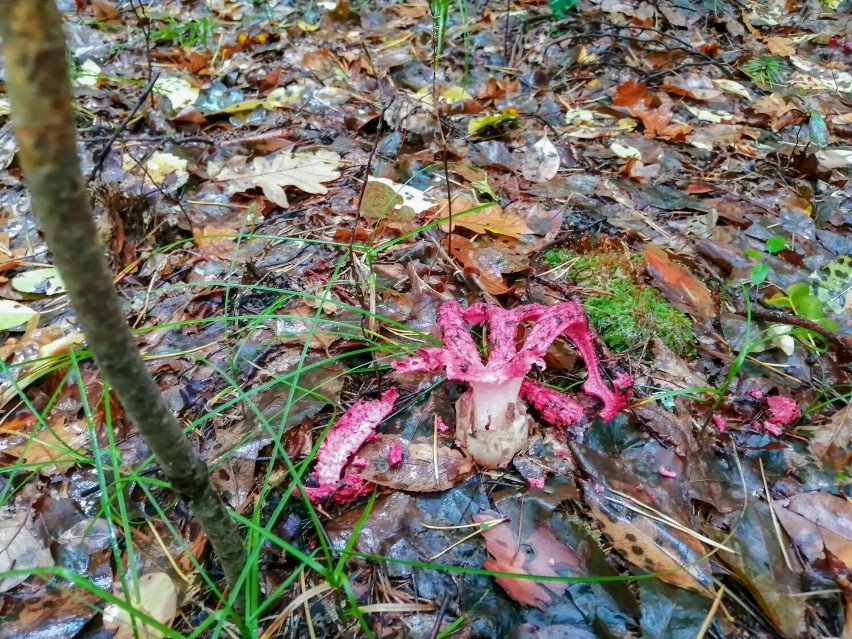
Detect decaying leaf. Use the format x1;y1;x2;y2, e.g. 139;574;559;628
803;405;852;470
2;415;89;475
583;482;715;597
474;514;582;609
361;177;436;220
103;572;178;639
440;196;532;238
520;136;560;183
774;492;852;567
712;500;807;639
0;506;55;592
643;244;714;318
211;149;341;208
357;434;475;492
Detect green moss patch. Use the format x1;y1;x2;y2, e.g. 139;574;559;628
542;247;696;356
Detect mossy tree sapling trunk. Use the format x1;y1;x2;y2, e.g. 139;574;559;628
0;0;247;610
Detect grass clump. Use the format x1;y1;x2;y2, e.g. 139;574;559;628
542;247;696;356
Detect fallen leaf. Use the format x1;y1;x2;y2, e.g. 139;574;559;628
357;435;475;492
660;73;723;101
11;267;65;296
0;506;54;592
440;196;532;238
804;406;851;471
766;36;795;57
643;244;714;318
192;225;237;260
520;136;560;183
211;149;341;208
468;109;522;136
153;75;199;110
3;415;89;474
816;149;852;169
612;78;647;107
712;78;753;100
447;234;511;295
475;514;582;609
774;493;852;567
630;104;692;140
583;482;715;597
0;299;38;330
361;177;436;220
103;572;177;639
713;500;807;638
610;142;641;159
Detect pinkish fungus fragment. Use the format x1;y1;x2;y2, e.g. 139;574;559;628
520;379;585;428
388;441;404;467
658;466;677;479
393;300;632;468
711;413;727;433
302;388;398;503
766;395;799;425
762;421;785;437
746;388;764;400
527;476;546;490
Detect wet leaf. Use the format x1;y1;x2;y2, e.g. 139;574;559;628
444;198;533;238
475;514;582;609
803;405;852;470
0;299;37;330
211;149;341;208
774;492;852;567
639;577;711;639
643;245;714;318
357;434;475;492
711;500;807;638
521;136;560;183
0;507;54;592
361;177;435;220
11;267;65;296
582;481;715;597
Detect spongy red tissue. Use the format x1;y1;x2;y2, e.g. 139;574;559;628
766;395;799;425
302;388;398;502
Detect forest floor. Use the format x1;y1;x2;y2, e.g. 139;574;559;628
0;0;851;638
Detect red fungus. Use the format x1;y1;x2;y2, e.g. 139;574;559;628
519;379;585;428
302;388;398;503
766;395;799;425
388;441;404;467
392;300;632;467
762;421;785;437
658;466;677;479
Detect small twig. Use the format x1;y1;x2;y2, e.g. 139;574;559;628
502;0;511;63
87;72;160;184
428;593;453;639
732;297;852;355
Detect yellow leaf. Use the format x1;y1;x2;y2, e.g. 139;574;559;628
467;110;521;136
454;209;532;238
